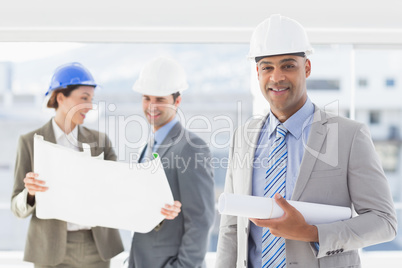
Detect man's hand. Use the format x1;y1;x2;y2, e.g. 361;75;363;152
250;193;319;242
161;201;182;220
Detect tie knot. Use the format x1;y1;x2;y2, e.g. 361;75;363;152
276;124;288;138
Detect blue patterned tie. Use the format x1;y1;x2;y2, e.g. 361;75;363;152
262;124;288;268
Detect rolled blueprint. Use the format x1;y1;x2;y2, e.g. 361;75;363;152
218;193;352;225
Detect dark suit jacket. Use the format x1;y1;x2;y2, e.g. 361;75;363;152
128;122;215;268
11;119;124;266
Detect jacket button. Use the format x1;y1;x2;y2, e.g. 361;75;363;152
244;260;247;266
326;251;331;256
245;227;248;233
340;248;344;253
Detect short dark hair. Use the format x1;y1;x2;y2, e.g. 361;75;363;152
172;91;181;102
46;85;80;109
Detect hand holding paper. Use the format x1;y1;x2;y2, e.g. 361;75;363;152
250;193;319;242
218;193;352;225
161;201;182;220
23;172;48;196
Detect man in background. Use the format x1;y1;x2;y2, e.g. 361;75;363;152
128;56;215;268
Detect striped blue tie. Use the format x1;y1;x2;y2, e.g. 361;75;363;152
262;124;288;268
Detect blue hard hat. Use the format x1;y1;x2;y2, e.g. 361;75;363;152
46;62;97;96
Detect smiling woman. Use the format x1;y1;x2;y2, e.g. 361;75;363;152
10;62;125;268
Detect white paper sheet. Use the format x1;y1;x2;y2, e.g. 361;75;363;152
218;193;351;224
34;134;174;233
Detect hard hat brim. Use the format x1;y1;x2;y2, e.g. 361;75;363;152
254;52;307;62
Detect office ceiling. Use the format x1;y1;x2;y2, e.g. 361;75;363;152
0;0;401;44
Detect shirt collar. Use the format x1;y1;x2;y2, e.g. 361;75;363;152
267;112;281;138
153;116;179;145
267;97;314;140
52;118;78;141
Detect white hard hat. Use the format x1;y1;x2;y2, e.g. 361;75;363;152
133;56;189;96
248;14;313;61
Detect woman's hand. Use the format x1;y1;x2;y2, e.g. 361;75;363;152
161;201;182;220
23;172;48;196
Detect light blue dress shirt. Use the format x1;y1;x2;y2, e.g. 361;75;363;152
248;98;315;268
152;116;179;153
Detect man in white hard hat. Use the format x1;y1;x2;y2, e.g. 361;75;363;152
128;56;215;268
216;14;396;268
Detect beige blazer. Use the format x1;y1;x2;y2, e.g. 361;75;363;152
11;120;124;266
215;105;397;268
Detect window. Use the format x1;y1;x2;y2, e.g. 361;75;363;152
358;78;368;88
356;48;402;252
369;111;381;125
389;125;401;140
386;78;395;87
3;43;402;263
306;79;340;90
375;143;399;172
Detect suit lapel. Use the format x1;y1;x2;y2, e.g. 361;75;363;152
77;125;96;156
291;106;328;201
38;119;57;144
243;115;267;195
138;144;147;162
156;121;183;158
39;120;95;155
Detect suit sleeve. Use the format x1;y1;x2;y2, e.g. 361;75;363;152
314;124;397;258
215;128;238;268
11;135;36;218
102;133;117;161
164;137;215;268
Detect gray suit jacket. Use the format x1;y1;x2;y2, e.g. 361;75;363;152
215;106;397;268
129;122;215;268
11;119;124;266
